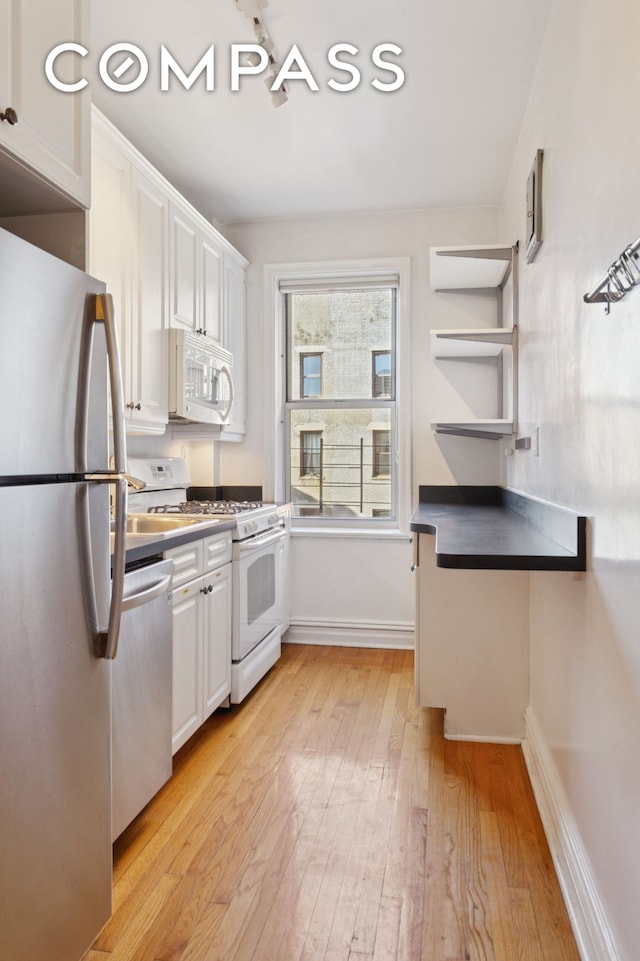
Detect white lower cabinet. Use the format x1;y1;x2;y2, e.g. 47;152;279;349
166;533;232;754
415;534;529;742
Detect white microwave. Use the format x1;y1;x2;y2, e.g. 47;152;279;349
168;329;234;426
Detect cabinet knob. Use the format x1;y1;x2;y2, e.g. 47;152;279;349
126;402;142;411
0;107;18;125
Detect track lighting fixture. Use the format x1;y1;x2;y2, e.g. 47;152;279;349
232;0;288;107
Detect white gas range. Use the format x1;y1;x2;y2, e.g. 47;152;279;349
128;457;286;704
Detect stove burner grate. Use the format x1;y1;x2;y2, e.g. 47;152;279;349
149;500;264;516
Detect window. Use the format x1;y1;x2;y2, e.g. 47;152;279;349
300;352;322;397
372;429;390;478
300;430;322;476
372;351;392;398
283;281;398;522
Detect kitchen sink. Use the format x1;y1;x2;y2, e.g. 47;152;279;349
124;513;220;535
111;513;222;538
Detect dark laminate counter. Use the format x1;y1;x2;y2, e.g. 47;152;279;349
410;486;586;571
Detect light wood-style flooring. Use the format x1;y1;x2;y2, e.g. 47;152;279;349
84;644;580;961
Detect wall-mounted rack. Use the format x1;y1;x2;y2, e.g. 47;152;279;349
584;235;640;313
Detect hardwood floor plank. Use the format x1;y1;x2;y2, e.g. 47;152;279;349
480;810;532;961
81;645;580;961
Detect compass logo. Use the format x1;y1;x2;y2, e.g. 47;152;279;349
44;42;405;95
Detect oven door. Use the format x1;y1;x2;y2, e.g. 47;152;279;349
232;526;286;661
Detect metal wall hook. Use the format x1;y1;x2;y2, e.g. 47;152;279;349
584;234;640;312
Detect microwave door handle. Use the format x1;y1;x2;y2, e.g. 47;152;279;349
221;365;234;421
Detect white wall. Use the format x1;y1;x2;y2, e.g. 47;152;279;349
221;206;503;646
501;1;640;958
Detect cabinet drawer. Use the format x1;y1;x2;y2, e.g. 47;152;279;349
164;540;204;588
204;532;232;573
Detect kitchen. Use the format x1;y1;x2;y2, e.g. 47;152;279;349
1;1;639;960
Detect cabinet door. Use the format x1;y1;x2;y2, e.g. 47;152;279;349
202;562;232;717
171;579;203;754
200;232;223;343
203;531;232;574
89;124;131;407
220;253;247;441
130;167;169;431
0;0;90;206
170;202;198;330
165;539;204;589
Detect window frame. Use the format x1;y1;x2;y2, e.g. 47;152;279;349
263;257;412;536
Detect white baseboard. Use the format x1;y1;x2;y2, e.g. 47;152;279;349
444;731;522;745
523;708;621;961
284;617;415;650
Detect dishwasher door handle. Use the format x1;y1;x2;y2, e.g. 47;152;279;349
122;573;172;613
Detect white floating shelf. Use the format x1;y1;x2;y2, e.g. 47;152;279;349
429;244;514;290
431;419;514;439
430;327;515;358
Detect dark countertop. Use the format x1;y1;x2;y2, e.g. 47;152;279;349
410;486;586;571
114;518;236;568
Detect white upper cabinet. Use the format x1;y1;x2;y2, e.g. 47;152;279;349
90;107;247;437
89;112;169;434
201;232;224;343
169;201;198;331
129;167;169;432
169;198;224;343
0;0;90;208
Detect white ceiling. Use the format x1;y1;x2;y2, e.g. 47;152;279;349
89;0;552;225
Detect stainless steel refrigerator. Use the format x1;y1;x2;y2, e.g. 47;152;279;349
0;228;128;961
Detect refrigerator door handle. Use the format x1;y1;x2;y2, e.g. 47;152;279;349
104;475;127;659
83;473;127;659
97;293;127;658
79;293;128;659
96;293;127;474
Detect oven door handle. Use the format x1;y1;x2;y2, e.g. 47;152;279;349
237;526;286;553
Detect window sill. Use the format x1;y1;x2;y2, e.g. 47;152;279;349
290;525;410;541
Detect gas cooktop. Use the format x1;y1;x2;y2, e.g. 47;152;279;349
125;457;280;541
150;500;264;516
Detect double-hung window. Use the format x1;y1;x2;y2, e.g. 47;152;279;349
283;276;399;523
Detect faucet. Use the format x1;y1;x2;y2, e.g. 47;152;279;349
124;473;146;491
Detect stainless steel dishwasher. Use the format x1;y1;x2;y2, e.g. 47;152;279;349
111;558;173;840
